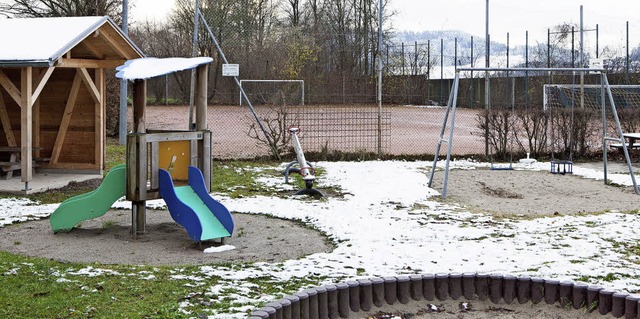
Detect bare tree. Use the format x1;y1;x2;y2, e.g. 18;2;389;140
1;0;122;21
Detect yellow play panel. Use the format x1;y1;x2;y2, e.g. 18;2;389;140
158;140;190;181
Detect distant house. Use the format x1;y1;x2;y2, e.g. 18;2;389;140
0;16;144;188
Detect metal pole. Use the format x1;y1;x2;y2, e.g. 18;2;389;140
571;26;575;68
198;10;278;156
377;0;383;157
440;38;444;105
580;5;584;66
548;28;552;85
427;40;430;100
596;24;599;58
401;42;405;75
118;0;128;144
470;36;474;108
485;0;490;157
626;21;630;85
603;74;638;194
414;41;418;75
454;37;458;70
580;5;584;109
506;32;509;109
188;0;201;130
525;30;529;110
442;73;461;198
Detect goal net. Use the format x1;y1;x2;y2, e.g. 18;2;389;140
544;84;640;111
239;80;304;106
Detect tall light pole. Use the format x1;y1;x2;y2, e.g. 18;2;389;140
119;0;128;144
484;0;490;156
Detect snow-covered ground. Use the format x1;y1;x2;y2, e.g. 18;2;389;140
1;160;640;318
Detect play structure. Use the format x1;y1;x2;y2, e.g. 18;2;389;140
429;67;639;198
50;57;233;242
283;127;322;197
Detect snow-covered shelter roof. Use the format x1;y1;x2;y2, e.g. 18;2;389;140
116;57;214;80
0;16;144;67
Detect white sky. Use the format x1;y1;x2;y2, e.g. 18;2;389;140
388;0;640;47
130;0;640;48
3;0;634;48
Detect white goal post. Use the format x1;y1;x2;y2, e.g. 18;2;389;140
239;80;304;106
544;84;640;111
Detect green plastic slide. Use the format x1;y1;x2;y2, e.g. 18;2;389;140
50;164;126;233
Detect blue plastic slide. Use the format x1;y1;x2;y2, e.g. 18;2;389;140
158;166;234;242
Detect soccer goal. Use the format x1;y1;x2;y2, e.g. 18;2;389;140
428;67;639;198
239;80;304;106
544;84;640;111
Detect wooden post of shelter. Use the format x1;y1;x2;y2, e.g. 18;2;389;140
20;67;33;190
195;64;211;191
130;79;147;237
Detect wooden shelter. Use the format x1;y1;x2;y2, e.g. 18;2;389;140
0;16;144;190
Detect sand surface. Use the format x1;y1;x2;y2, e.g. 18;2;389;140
352;298;607;319
0;209;331;266
429;168;640;217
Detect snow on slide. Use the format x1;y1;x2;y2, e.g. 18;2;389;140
158;166;234;242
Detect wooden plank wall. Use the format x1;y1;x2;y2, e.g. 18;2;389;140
0;67;98;169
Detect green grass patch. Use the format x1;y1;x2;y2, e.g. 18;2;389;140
209;161;279;198
0;251;333;318
105;137;126;172
0;252;202;319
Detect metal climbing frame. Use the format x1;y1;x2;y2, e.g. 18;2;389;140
428;67;639;198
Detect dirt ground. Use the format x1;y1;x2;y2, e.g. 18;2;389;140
429;168;640;217
0;209;331;266
351;298;607;319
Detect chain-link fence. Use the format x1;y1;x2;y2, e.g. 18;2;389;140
131;0;640;160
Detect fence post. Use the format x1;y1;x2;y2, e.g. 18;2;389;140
526;30;529;110
440;38;444;105
470;36;474;108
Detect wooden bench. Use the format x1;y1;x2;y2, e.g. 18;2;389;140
610;133;640;150
0;147;48;180
0;147;21;180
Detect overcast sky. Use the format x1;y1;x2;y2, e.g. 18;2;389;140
1;0;635;48
128;0;639;48
387;0;640;47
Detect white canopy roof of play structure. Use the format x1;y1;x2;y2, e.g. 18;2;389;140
115;57;213;80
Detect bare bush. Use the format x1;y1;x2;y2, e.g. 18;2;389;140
550;108;598;159
246;93;299;160
476;108;514;160
514;108;549;157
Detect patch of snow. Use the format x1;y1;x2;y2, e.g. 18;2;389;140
204;245;236;254
116;57;213;80
0;16;106;61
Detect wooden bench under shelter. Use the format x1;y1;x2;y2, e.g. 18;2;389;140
0;16;144;191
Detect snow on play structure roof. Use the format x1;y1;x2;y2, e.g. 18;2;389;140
115;57;214;80
0;16;134;66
